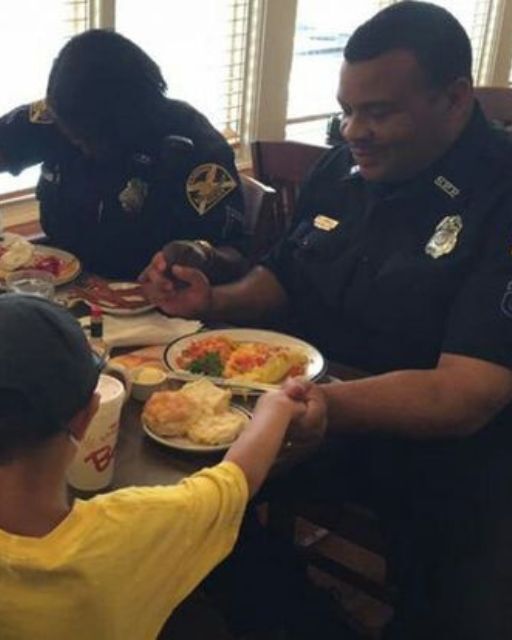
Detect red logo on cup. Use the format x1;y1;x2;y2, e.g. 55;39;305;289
84;445;115;472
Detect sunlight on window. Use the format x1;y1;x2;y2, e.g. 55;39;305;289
116;0;250;143
287;0;380;121
0;1;77;196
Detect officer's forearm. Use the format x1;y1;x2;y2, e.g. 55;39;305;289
321;354;512;439
209;266;289;325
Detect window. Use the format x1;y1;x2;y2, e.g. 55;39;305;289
116;0;257;150
0;0;91;198
1;0;511;201
285;0;381;143
427;0;503;84
285;0;512;144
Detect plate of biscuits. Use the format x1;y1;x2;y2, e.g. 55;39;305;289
142;378;251;452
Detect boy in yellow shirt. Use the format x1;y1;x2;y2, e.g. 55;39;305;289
0;294;325;640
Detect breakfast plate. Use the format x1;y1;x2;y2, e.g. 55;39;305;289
142;404;251;453
0;233;81;286
66;276;155;315
163;328;326;393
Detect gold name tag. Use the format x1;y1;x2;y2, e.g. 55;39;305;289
313;215;339;231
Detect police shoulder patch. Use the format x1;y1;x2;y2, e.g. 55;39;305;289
29;99;54;125
186;163;237;215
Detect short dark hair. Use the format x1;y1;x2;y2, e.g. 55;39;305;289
47;29;167;142
344;1;472;88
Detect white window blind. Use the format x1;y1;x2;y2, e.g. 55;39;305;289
116;0;258;150
65;0;92;35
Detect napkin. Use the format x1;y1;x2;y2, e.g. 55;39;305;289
81;312;202;348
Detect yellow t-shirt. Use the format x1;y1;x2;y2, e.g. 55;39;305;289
0;461;248;640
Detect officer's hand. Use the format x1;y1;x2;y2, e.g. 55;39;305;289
162;240;211;275
140;257;212;318
282;378;327;443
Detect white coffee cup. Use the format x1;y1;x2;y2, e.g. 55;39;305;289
67;373;126;492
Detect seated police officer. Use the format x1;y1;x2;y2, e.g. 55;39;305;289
0;30;246;281
143;2;512;638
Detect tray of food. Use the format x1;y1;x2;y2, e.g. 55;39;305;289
142;378;251;452
0;233;81;286
163;328;325;393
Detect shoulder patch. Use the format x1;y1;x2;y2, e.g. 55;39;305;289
29;99;54;125
186;163;237;215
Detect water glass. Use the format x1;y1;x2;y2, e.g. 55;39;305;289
5;269;56;300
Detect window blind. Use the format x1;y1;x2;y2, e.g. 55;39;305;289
116;0;258;150
64;0;92;37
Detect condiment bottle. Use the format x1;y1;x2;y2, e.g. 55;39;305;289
89;304;108;359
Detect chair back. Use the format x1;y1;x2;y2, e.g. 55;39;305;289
250;140;328;232
240;173;278;260
474;87;512;129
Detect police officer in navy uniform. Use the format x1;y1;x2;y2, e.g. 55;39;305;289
144;3;512;638
0;30;246;281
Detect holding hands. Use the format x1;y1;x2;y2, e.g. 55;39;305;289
255;378;327;444
139;249;212;318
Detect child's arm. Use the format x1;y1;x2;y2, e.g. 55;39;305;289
224;382;326;497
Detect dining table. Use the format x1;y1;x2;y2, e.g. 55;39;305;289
108;359;365;494
0;225;366;497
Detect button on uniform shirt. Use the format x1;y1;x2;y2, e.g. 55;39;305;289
0;99;245;279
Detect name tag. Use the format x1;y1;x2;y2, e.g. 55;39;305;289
313;215;339;231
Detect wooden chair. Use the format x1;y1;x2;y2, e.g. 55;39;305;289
250;140;328;232
239;173;278;260
474;86;512;129
248;140;396;630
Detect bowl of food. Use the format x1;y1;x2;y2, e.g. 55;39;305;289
131;366;167;402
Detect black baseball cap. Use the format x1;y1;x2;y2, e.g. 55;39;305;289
0;294;101;429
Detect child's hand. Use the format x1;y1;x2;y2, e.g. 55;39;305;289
254;388;306;421
281;378;327;442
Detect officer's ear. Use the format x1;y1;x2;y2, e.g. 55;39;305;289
443;77;473;118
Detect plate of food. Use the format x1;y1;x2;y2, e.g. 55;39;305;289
141;378;251;452
0;233;81;286
66;276;155;315
163;328;325;393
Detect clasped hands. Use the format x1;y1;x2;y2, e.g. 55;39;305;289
257;378;327;444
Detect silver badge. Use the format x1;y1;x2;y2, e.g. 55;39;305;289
425;215;463;259
118;178;148;214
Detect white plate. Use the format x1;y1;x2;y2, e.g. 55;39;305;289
66;279;155;316
163;328;326;393
142;404;251;453
0;235;81;287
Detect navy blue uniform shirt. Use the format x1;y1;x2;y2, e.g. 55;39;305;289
0;99;245;279
264;107;512;379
